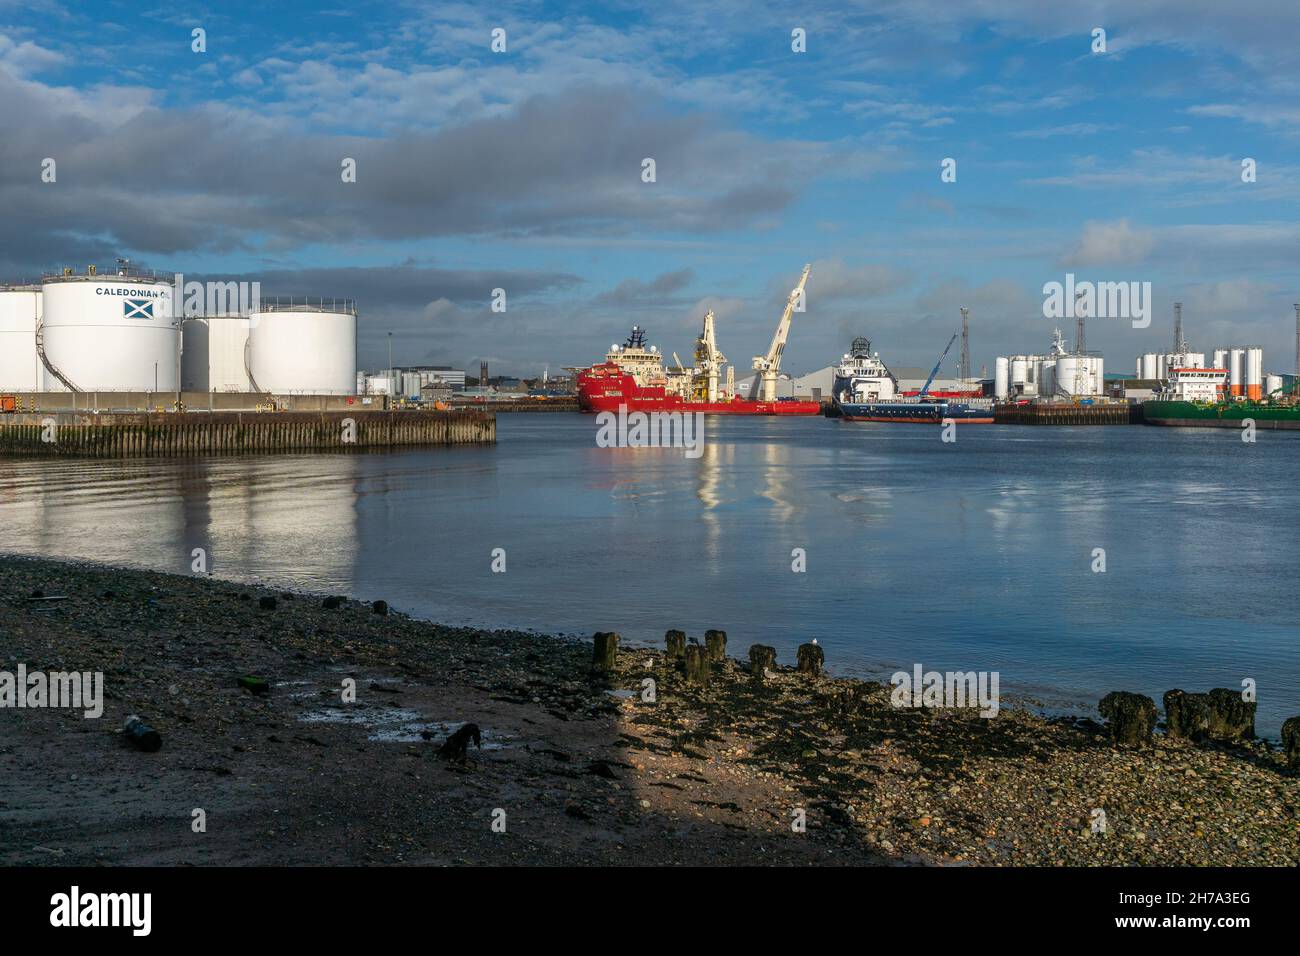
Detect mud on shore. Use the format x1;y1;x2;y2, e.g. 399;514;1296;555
1;555;1296;866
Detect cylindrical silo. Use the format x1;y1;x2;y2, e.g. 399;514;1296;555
1229;348;1244;397
1040;360;1056;399
0;285;43;391
1183;352;1205;369
1213;348;1228;371
183;316;252;392
1245;347;1263;400
248;299;357;395
1141;353;1158;380
1054;356;1079;397
994;357;1009;399
1010;357;1028;389
1265;373;1284;398
40;271;178;392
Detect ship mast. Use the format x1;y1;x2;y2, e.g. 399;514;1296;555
753;264;811;402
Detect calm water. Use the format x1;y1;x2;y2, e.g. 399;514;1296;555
2;416;1297;734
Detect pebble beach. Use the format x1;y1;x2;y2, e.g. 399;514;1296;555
2;554;1296;866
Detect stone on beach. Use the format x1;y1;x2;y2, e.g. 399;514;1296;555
1098;691;1157;745
797;642;824;676
592;631;619;672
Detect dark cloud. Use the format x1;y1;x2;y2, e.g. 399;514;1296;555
0;72;838;269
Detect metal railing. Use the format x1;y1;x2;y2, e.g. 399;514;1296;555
255;296;357;315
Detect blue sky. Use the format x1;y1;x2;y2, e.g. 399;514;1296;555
2;0;1299;376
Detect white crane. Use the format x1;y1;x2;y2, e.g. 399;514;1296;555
694;309;727;403
752;264;811;402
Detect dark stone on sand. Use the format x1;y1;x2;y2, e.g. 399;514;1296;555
665;629;687;660
1099;691;1157;745
1164;689;1211;742
592;632;619;671
257;596;277;611
371;600;389;616
748;644;777;682
1206;688;1255;740
704;629;727;662
238;676;270;695
438;723;481;762
797;642;824;676
684;644;711;687
1281;717;1300;769
123;715;162;753
322;595;342;610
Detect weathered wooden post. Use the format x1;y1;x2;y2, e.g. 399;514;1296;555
1282;717;1300;769
665;629;687;660
684;644;710;687
593;631;619;672
1163;689;1211;742
1098;691;1157;745
797;642;824;676
704;628;727;663
748;645;777;683
1206;688;1255;740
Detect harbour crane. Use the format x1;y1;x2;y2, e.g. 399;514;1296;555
752;264;811;402
694;309;727;403
919;333;959;397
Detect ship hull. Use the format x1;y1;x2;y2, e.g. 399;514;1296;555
577;366;820;416
1143;400;1300;429
837;401;994;424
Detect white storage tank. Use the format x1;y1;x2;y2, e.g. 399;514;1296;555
1141;353;1159;379
1182;352;1205;369
40;269;178;392
0;285;43;390
1213;348;1228;370
248;298;356;395
1229;348;1244;396
1039;360;1056;398
182;317;252;392
1265;373;1284;398
1244;347;1263;400
994;357;1009;399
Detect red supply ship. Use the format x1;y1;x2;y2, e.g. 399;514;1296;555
575;266;821;416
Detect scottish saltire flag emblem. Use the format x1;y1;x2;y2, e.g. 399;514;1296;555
124;299;153;319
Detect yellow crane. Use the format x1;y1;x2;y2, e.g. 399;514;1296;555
752;264;811;402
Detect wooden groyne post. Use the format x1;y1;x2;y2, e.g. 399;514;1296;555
0;410;495;458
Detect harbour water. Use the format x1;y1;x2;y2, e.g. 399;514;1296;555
2;415;1296;735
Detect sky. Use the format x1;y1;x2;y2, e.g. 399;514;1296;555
2;0;1299;378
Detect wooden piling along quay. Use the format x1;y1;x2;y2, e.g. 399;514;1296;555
0;410;495;458
994;403;1142;426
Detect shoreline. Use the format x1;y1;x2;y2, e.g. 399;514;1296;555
2;553;1296;866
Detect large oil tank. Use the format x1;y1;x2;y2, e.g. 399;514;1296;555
0;285;43;390
40;270;178;391
1244;347;1263;400
1010;357;1028;389
1141;353;1159;379
1039;360;1057;398
994;357;1009;399
248;299;356;395
1229;348;1244;396
182;317;252;392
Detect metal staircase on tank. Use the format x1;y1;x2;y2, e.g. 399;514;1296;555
34;318;81;392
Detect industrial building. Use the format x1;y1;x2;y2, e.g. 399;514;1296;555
1;265;359;399
994;329;1104;401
